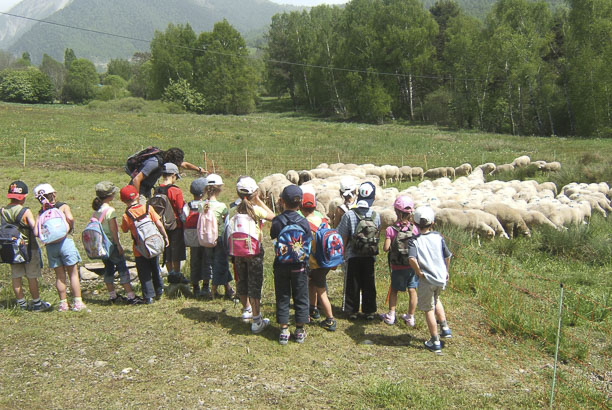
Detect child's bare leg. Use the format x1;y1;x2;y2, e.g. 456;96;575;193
388;289;398;313
239;294;250;309
408;288;417;316
434;299;446;323
105;282;115;293
424;309;438;339
54;266;67;300
249;297;261;317
65;264;81;298
316;287;333;319
27;278;41;300
167;260;181;273
308;281;317;308
122;282;134;294
12;277;25;299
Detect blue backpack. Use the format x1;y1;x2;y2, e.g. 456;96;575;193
314;223;344;268
274;217;311;264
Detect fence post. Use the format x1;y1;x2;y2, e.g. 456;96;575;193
245;149;248;175
424;155;428;170
23;138;26;168
203;151;207;172
550;283;564;409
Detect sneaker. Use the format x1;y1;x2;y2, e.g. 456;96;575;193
109;294;127;304
279;328;290;345
199;288;212;300
18;303;28;311
348;313;358;321
30;301;52;312
440;326;452;339
424;339;442;353
310;307;321;320
127;296;145;305
320;318;337;332
380;312;396;325
144;297;155;304
401;313;415;327
168;273;189;284
58;302;70;312
365;313;377;321
294;327;307;344
155;289;164;300
241;307;253;322
72;301;91;312
251;318;270;334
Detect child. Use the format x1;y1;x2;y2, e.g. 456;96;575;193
332;177;357;228
183;177;212;298
380;195;419;326
231;177;274;332
2;181;50;311
270;185;312;344
120;185;169;303
299;191;336;331
337;182;381;320
408;206;452;353
156;163;188;285
92;181;143;305
201;174;234;299
34;183;87;312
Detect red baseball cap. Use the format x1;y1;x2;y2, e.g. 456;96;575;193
7;181;28;200
120;185;138;202
302;192;316;209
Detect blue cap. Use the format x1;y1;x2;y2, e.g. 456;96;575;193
281;184;302;202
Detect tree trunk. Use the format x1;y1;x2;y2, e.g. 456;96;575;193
505;61;516;135
547;106;556;136
326;41;345;115
409;73;414;121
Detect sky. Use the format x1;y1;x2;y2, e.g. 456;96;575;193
0;0;350;12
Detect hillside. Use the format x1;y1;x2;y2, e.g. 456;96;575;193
6;0;297;66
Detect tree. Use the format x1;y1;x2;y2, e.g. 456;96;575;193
61;58;99;103
107;58;132;81
162;78;205;113
64;48;76;70
40;54;67;100
0;67;53;103
97;74;129;101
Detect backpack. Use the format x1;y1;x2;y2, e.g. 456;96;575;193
0;207;30;264
125;146;163;178
37;206;69;245
350;210;380;256
226;213;260;257
127;205;164;259
197;201;218;248
183;201;201;247
81;208;112;260
148;185;178;231
388;224;415;266
274;215;311;264
313;222;344;269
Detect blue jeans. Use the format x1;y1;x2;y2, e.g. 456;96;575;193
273;265;309;325
135;256;163;299
204;241;233;286
103;244;130;285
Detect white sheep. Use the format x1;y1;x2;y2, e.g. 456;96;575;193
399;166;412;182
475;163;496;175
540;161;561;172
483;203;531;238
512;155;531;168
424;167;447;179
285;170;299;185
411;167;424;181
446;167;456;179
454;163;472;177
492;164;514;175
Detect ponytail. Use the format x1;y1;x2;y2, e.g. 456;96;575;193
92;197;103;211
236;193;258;221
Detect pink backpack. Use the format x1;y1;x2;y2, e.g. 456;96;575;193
197;202;218;248
37;207;69;245
226;213;260;257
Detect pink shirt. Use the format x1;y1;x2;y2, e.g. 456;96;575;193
386;222;419;270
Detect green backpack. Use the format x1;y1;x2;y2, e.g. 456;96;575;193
350;210;380;256
389;224;415;266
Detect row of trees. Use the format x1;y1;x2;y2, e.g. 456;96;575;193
266;0;611;136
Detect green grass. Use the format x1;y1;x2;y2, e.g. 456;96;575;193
0;101;611;408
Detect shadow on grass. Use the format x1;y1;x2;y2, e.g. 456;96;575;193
178;306;278;342
344;320;427;349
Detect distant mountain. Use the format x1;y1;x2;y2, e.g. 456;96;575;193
6;0;298;66
0;0;72;49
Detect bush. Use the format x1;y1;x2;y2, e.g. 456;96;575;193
423;88;456;127
87;97;185;114
0;67;53;103
162;78;206;114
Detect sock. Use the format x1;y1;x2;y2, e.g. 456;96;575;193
253;314;262;323
32;298;41;306
440;320;448;328
281;327;290;333
127;292;135;299
59;299;68;306
388;310;396;316
74;297;83;304
17;298;27;308
430;335;440;343
108;291;117;299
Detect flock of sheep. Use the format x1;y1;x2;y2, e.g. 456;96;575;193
257;156;612;240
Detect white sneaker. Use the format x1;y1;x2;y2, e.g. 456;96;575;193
401;313;415;327
241;307;253;322
251;318;270;334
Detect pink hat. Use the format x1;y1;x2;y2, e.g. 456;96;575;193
393;195;414;212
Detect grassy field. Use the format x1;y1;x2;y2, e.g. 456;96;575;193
0;102;610;408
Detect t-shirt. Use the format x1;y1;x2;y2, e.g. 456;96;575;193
299;210;329;268
336;207;381;260
121;204;162;258
199;199;228;236
408;231;452;287
93;203;116;241
159;184;185;229
385;222;419;270
270;210;312;268
135;157;162;198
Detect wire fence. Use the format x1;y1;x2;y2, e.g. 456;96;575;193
444;233;611;408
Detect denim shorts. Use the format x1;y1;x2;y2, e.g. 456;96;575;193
45;237;81;269
391;268;418;292
103;244;130;284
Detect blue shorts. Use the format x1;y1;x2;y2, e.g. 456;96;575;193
103;244;130;284
391;268;418;292
45;237;82;269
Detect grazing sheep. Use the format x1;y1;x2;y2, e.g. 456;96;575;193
381;165;400;184
285;170;299;184
492;163;514;175
512;155;531;168
310;168;335;179
536;181;557;195
475;163;496;175
329;163;344;171
436;208;496;239
446;167;456;179
372;206;397;232
411;167;424;181
316;163;329;169
454;163;472;177
483;203;531;238
540;161;561;172
298;170;314;185
532;160;546;169
519;209;559;230
424;167;447;179
399;166;412;182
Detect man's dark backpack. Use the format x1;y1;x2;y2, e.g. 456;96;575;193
350;210;380;256
147;185;178;231
125;147;163;179
388;224;415;266
0;207;31;264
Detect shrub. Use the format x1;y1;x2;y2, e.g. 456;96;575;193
162;78;206;114
0;67;53;103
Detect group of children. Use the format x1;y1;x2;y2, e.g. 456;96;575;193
2;166;453;352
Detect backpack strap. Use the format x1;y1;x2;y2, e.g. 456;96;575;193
94;207;111;223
